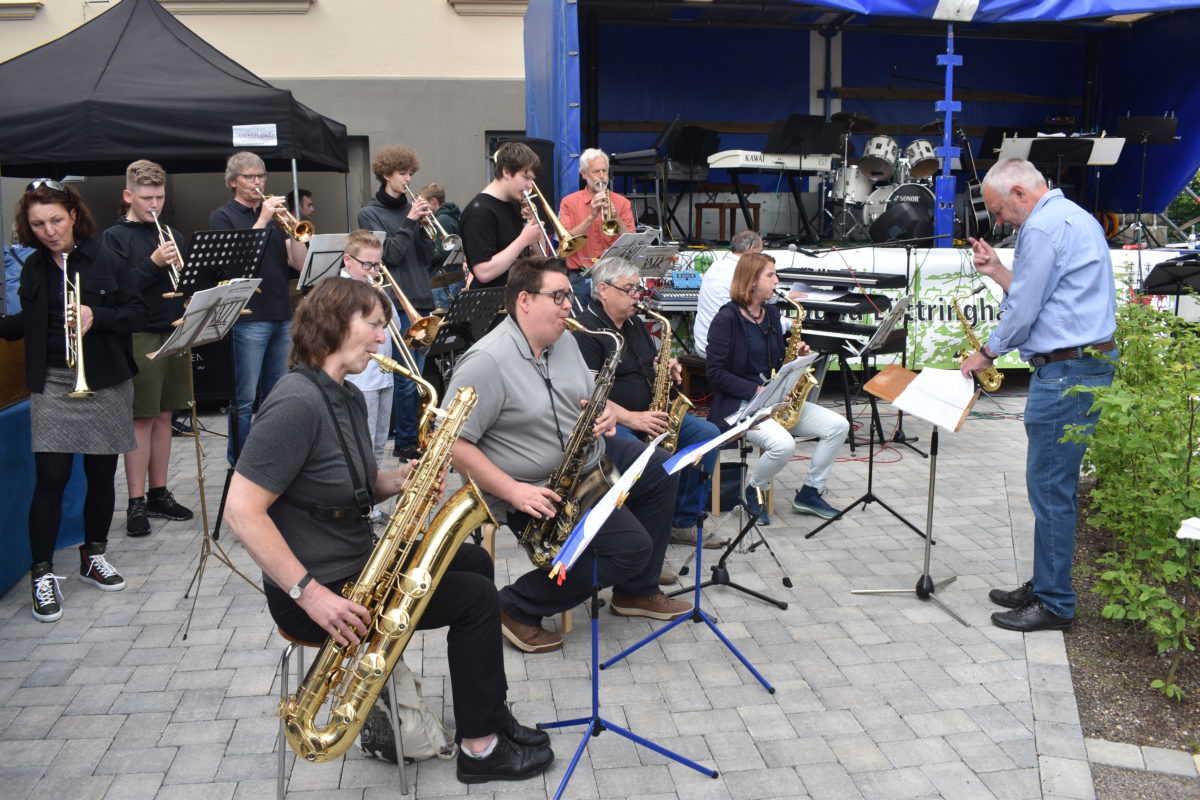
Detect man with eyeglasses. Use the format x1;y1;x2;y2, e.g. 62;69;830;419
573;257;725;568
210;151;308;464
444;256;691;654
557;148;636;307
339;230;402;533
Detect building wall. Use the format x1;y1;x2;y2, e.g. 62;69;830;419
0;0;527;238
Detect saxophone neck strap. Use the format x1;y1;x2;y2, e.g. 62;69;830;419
295;366;376;520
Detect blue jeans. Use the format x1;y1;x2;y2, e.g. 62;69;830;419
1025;352;1116;618
391;310;427;453
614;412;719;527
568;269;591;311
228;320;290;463
431;280;463;312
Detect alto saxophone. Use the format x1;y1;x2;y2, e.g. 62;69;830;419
771;290;819;430
637;302;693;453
952;289;1003;392
280;357;496;763
518;319;622;569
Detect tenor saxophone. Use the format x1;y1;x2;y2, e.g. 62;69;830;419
952;289;1003;392
280;358;496;763
771;290;819;430
517;319;622;569
637;302;693;453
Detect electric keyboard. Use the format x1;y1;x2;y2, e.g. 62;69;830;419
707;150;836;173
798;293;892;316
776;267;908;290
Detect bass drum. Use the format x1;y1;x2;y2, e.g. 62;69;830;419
864;183;936;243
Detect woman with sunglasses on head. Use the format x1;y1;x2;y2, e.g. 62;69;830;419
1;180;146;622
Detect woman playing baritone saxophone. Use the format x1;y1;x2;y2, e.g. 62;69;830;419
0;180;147;623
224;278;552;784
704;252;849;523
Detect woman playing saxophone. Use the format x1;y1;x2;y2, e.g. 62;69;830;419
225;278;552;784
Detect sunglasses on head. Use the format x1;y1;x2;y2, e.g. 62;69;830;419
26;178;66;192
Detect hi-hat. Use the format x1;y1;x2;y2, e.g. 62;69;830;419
919;118;944;133
831;110;877;132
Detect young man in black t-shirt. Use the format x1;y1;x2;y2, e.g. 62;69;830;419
458;142;545;290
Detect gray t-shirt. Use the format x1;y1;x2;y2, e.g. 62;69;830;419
445;315;602;514
236;367;379;586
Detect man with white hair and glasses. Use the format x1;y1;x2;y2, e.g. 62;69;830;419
558;148;636;307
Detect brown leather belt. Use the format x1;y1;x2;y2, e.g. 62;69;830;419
1029;339;1116;367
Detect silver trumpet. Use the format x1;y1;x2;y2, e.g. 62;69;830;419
405;186;462;253
61;252;94;398
150;210;183;297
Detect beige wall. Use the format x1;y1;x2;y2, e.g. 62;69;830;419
0;0;526;77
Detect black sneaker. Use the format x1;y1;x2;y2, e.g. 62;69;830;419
456;731;553;784
31;562;64;622
146;489;193;521
79;542;126;591
126;497;151;537
989;580;1034;609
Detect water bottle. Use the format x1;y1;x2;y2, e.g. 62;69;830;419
1188;230;1198;251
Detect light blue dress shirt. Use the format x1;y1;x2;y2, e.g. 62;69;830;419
988;189;1116;361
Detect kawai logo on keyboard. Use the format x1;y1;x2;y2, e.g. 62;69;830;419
746;152;765;162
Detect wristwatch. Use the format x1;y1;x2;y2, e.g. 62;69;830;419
288;573;314;600
981;345;997;362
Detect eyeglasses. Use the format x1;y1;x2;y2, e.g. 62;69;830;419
603;281;642;298
532;288;575;305
238;173;267;181
347;254;382;271
26;178;66;192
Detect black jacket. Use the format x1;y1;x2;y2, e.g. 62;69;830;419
102;218;187;332
0;237;146;392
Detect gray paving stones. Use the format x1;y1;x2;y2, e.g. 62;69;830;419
0;396;1183;798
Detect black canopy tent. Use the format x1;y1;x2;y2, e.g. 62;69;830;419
0;0;348;179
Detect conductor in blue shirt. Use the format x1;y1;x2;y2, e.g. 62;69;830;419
960;158;1118;633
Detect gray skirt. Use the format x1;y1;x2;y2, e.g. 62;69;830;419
31;366;136;455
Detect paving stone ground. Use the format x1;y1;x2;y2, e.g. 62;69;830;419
2;374;1196;799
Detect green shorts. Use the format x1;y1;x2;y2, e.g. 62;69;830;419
131;331;193;419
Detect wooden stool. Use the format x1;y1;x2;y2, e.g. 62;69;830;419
677;353;707;399
479;523;572;634
276;628;408;798
695;202;761;241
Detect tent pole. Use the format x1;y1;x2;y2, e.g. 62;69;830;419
291;158;300;218
344;171;351;232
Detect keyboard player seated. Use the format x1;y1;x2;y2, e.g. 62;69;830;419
705;253;848;523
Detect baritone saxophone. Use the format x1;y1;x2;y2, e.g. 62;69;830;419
280;360;496;763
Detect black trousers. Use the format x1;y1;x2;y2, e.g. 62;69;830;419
266;542;508;739
29;452;118;567
501;436;679;624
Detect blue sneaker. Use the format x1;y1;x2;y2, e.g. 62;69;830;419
743;485;770;525
793;485;839;519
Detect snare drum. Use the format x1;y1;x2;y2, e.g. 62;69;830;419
832;165;874;206
860;135;899;180
903;139;939;179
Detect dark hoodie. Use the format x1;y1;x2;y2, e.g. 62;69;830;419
356;189;436;310
102;218;187;332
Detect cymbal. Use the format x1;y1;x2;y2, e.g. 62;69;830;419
429;268;464;289
919;118;944;133
831;110;876;132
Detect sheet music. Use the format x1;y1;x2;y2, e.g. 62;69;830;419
148;279;260;359
727;353;819;426
891;368;976;432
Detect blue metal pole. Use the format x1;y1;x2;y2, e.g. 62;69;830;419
934;23;962;248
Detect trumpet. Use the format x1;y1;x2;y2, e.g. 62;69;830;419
405;186;462;253
367;261;442;351
522;181;586;257
149;210;182;297
254;187;314;242
61;253;94;398
592;179;621;236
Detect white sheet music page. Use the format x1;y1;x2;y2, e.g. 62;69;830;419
891;368;976;432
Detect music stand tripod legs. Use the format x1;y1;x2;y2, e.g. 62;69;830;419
538;563;718;800
850;426;968;627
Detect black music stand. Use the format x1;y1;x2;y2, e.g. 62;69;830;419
1142;255;1200;316
1116;115;1178;251
147;279;263;639
1027;138;1094;206
425;287;505;359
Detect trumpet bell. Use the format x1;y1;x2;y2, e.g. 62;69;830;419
600;218;620;236
292;220;315;243
440;233;462;253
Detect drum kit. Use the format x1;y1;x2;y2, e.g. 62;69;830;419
826;111;938;242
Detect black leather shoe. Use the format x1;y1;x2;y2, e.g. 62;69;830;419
989;580;1034;609
501;710;550;748
456;733;553;784
991;599;1073;632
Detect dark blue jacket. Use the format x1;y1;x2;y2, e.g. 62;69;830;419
705;301;785;431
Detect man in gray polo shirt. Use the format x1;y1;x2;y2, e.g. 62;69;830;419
447;257;691;653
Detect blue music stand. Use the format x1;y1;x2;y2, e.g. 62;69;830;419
538;560;717;799
598;427;776;692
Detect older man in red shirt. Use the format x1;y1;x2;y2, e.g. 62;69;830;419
558;148;636;306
